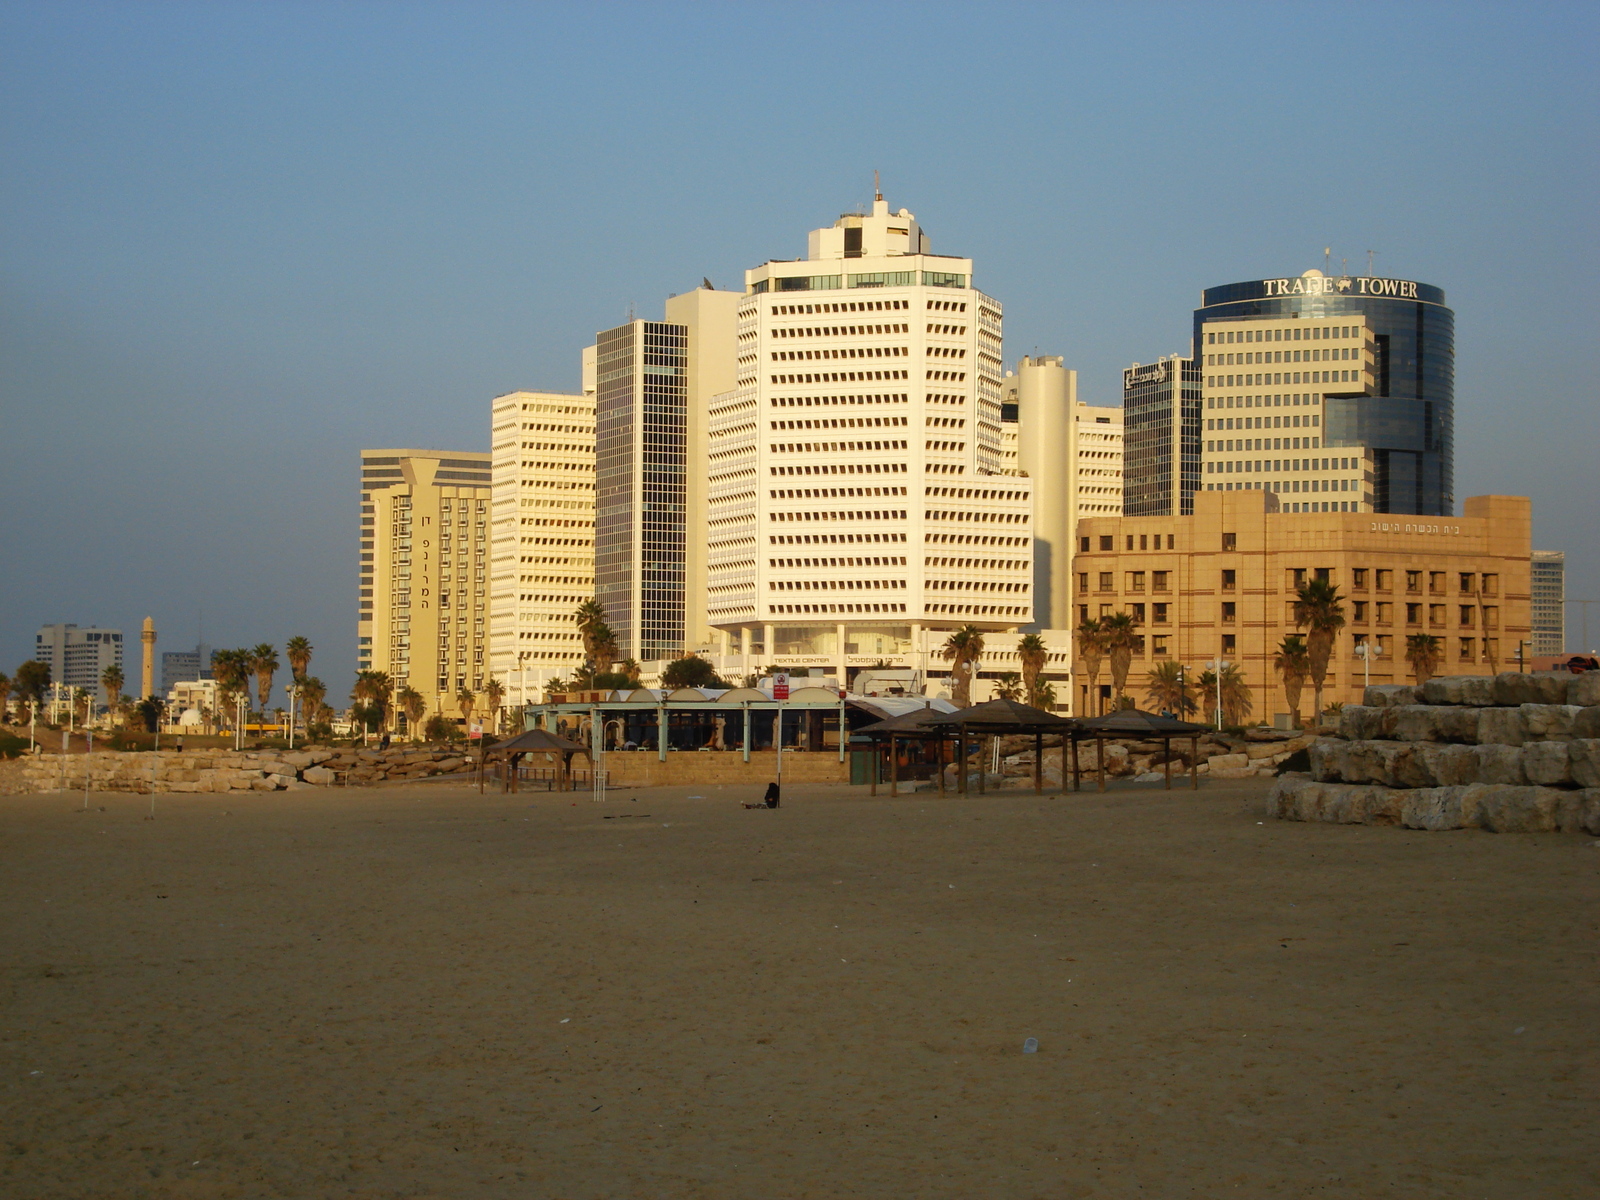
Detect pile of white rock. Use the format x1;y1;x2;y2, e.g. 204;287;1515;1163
1268;671;1600;834
0;746;475;795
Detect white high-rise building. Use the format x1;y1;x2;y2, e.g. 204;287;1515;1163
488;383;597;702
34;624;123;694
999;356;1123;631
704;194;1034;693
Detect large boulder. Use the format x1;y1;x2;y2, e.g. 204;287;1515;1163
435;757;466;773
1337;705;1384;741
1401;786;1475;831
1568;740;1600;789
1519;741;1572;787
1474;743;1528;785
1493;672;1572;706
1476;708;1525;747
1421;676;1497;707
1572;707;1600;739
1567;672;1600;707
1418;743;1479;787
302;766;338;785
1392;705;1480;744
1207;752;1249;771
1467;783;1565;833
1519;704;1583;741
1364;685;1421;708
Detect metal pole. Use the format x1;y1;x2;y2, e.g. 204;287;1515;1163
1096;733;1106;793
1034;731;1042;795
1071;733;1080;792
889;733;898;797
742;702;751;763
838;696;846;763
776;704;783;787
83;731;92;808
958;723;967;794
937;733;946;795
657;703;667;762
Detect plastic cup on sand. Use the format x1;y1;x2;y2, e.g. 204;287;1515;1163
1023;1038;1038;1054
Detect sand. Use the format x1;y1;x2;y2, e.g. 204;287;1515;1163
2;777;1596;1199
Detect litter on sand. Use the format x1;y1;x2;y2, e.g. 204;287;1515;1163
1023;1038;1039;1054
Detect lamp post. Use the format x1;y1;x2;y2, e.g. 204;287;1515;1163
1354;640;1382;692
1205;658;1229;729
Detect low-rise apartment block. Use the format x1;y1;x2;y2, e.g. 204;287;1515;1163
1072;491;1532;718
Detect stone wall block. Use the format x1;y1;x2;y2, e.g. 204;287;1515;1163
1392;705;1478;743
1307;741;1341;781
1473;743;1527;785
1562;740;1600;788
1520;704;1581;741
1419;743;1479;787
1476;708;1525;747
1421;676;1497;706
1565;673;1600;707
1493;672;1572;706
1467;784;1563;833
1364;685;1421;708
1519;741;1572;786
1382;743;1436;788
1337;706;1383;741
1402;786;1474;831
302;766;337;785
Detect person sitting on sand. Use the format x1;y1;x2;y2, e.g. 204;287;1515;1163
763;782;780;809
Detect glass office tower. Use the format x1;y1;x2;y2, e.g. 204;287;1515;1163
1194;272;1453;515
594;319;688;662
1122;355;1201;517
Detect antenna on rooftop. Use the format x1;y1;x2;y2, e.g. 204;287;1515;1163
874;169;882;202
1324;246;1331;273
1366;249;1378;276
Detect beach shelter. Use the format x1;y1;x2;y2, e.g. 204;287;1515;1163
854;705;953;796
1071;709;1213;792
922;699;1078;796
484;728;590;792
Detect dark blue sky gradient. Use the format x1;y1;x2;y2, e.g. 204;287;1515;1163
3;1;1596;703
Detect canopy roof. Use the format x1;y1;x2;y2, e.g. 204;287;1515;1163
487;728;589;755
923;698;1075;731
1074;708;1213;736
854;707;952;737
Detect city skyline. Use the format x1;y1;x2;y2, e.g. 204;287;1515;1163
3;4;1596;700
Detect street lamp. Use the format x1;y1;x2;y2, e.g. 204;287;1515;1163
1354;639;1382;692
1205;658;1229;729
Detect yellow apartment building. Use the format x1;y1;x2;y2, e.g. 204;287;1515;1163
1071;490;1533;720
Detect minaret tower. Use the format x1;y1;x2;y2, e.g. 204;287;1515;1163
140;616;156;700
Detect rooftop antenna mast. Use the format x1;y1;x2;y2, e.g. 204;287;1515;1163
874;169;882;202
1324;246;1331;273
1366;249;1378;277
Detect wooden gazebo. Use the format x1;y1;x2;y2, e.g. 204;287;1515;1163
922;699;1077;796
1070;709;1213;792
483;728;591;792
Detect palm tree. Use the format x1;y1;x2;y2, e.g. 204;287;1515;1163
285;636;313;682
1273;635;1311;729
101;665;124;720
250;643;279;725
351;670;393;739
1016;634;1048;707
941;625;985;707
1405;633;1443;686
456;686;476;729
1196;668;1219;725
484;678;506;734
298;677;327;738
1292;580;1346;725
993;672;1024;702
619;658;643;684
1101;612;1139;707
1218;663;1254;727
210;650;244;730
1033;680;1057;709
398;684;426;741
591;623;618;677
1076;617;1106;715
1144;660;1197;717
575;599;607;667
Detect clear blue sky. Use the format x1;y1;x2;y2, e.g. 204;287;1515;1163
3;1;1596;703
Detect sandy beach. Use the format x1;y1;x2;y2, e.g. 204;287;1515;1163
2;777;1595;1199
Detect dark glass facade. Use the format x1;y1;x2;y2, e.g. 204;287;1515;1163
594;321;687;662
1194;277;1453;515
1122;357;1202;517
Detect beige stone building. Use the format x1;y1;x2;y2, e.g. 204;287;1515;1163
487;388;597;704
359;450;492;724
1071;490;1533;720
